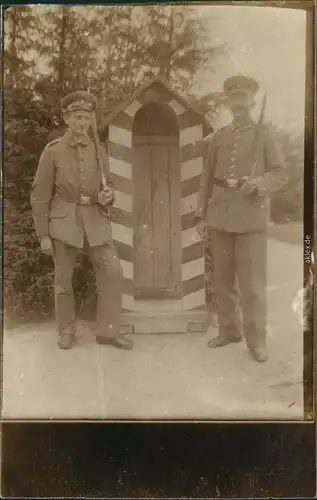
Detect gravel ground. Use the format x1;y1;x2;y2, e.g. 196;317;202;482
2;239;304;421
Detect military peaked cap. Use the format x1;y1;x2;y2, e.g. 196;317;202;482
223;75;259;95
61;91;97;113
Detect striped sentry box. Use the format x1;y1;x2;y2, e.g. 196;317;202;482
107;82;207;312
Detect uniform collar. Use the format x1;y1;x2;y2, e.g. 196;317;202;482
65;131;90;147
231;118;255;133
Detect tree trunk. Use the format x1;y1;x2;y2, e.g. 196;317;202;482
164;6;174;82
122;7;133;87
6;8;18;88
57;5;68;95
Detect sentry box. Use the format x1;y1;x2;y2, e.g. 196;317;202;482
101;77;213;333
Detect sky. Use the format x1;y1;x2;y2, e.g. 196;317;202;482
30;4;306;135
196;5;307;134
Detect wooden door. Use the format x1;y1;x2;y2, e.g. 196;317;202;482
133;135;181;299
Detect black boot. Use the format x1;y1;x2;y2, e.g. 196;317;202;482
250;346;268;362
58;328;75;350
208;335;242;348
96;335;133;350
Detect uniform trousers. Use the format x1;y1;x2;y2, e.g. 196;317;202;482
52;238;123;338
212;230;267;349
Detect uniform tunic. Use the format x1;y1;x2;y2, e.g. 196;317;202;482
195;120;287;348
195;120;287;232
31;131;122;339
31;131;114;248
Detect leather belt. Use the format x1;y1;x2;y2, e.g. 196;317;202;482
53;194;98;205
213;177;246;190
79;194;97;205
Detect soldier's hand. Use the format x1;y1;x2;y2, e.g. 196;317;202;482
240;178;258;197
98;186;113;206
196;220;206;240
40;236;53;256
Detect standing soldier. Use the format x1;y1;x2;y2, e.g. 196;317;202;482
31;91;133;351
195;75;287;362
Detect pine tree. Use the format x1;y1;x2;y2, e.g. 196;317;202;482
4;4;226;324
135;5;224;93
3;6;38;88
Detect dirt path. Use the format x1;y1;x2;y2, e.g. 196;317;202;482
2;239;303;421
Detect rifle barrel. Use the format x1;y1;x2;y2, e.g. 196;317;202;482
91;113;107;190
250;93;268;176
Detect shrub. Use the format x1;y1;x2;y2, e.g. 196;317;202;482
270;129;304;223
4;90;98;325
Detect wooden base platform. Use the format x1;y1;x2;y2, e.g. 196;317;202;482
120;308;208;334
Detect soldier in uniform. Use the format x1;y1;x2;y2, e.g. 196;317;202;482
31;91;133;351
195;75;287;362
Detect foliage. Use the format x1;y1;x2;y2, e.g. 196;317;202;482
4;6;303;325
4;89;53;326
4;4;223;324
270;128;304;223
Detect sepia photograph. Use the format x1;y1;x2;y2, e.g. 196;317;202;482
2;3;310;421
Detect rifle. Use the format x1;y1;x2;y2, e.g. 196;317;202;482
250;92;268;177
91;112;112;215
91;112;108;190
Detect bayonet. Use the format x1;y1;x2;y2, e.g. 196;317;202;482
91;112;108;191
250;92;268;177
91;112;112;215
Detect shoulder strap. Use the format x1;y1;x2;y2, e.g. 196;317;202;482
43;137;61;192
45;137;61;149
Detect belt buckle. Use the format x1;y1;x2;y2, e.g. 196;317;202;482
80;195;92;205
227;178;238;189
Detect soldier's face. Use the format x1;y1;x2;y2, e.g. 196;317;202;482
228;91;254;117
64;110;92;135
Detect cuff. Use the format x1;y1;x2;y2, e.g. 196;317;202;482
34;215;49;237
255;186;269;197
107;192;115;206
194;208;206;220
249;178;268;197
